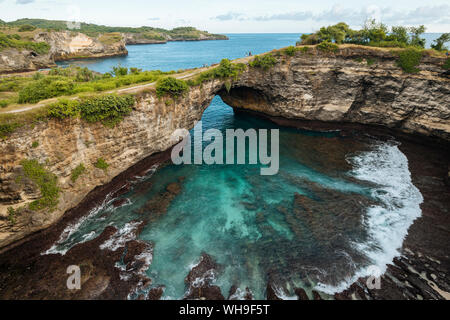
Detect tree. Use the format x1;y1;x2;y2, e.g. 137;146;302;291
431;33;450;51
409;25;426;48
389;26;409;44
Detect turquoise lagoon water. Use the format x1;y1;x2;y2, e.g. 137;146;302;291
48;34;424;299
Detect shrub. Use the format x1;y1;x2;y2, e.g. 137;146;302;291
444;58;450;70
366;58;376;66
18;25;37;32
7;207;16;225
0;123;21;139
94;158;109;171
18;77;74;103
249;54;278;70
156;77;189;97
47;99;80;119
79;95;135;127
31;141;39;148
317;41;339;52
112;65;128;77
0;100;8;108
71;164;86;182
20;159;60;211
397;48;423;73
192;60;246;85
283;46;297;56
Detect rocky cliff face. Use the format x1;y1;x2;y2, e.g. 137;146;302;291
0;48;55;74
0;46;449;248
0;31;128;74
221;46;450;142
0;80;222;248
34;31;128;61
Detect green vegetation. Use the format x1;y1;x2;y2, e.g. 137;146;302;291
249;54;278;70
47;94;135;127
0;100;9;108
299;20;427;49
366;58;376;66
98;32;123;45
3;66;176;105
79;95;135;127
94;158;109;171
71;164;86;182
20;159;60;211
444;58;450;70
190;59;246;86
431;33;450;51
18;25;37;32
283;46;298;56
18;77;75;103
396;48;423;73
7;207;16;225
31;141;39;148
0;123;21;140
317;41;339;52
156;77;189;97
5;18;227;40
0;32;50;54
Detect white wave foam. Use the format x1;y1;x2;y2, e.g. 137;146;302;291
100;221;142;252
315;141;424;294
42;192;116;256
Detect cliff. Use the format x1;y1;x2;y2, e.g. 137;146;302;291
34;31;128;61
221;46;450;141
0;45;449;249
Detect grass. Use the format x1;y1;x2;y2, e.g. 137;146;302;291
98;32;123;45
444;58;450;70
20;159;60;211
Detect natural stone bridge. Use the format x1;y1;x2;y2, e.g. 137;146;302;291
1;45;449;248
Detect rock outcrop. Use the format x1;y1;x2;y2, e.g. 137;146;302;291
0;45;449;249
0;48;55;74
34;31;128;61
221;46;450;142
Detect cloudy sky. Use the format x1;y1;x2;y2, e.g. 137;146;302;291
1;0;449;33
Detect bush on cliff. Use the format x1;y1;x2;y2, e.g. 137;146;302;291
20;159;60;211
249;54;278;71
156;77;189;97
317;41;339;52
397;48;423;73
47;94;135;127
191;59;246;86
79;95;135;127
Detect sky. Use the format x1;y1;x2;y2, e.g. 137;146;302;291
0;0;449;33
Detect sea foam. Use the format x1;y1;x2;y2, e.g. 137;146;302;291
315;141;424;294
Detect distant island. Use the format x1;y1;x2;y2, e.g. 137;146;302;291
0;18;228;73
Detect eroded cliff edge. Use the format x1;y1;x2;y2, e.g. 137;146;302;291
0;46;449;249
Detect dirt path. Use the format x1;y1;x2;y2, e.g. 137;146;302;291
0;56;254;115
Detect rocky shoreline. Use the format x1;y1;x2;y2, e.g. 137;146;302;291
0;120;448;300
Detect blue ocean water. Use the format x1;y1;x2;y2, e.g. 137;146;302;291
50;34;424;299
